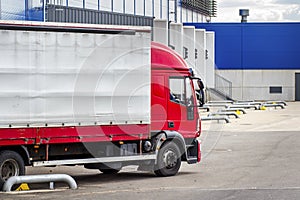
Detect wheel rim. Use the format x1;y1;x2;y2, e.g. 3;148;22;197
162;149;178;169
0;159;19;181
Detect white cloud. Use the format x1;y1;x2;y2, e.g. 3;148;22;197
213;0;300;22
273;0;299;4
282;5;300;20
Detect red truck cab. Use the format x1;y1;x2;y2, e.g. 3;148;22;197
150;42;201;176
151;42;201;138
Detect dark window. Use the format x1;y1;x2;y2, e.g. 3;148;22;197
269;86;282;94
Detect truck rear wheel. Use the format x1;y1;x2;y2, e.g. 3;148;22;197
0;151;25;190
154;142;181;177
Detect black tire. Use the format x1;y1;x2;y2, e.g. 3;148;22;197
99;168;121;174
154;142;181;177
0;151;25;191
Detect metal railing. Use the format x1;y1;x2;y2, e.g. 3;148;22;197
214;73;233;100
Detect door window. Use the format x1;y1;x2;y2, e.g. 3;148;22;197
169;77;185;105
169;77;195;120
185;78;195;120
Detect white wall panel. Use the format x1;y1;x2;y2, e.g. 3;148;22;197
195;29;206;81
136;0;144;16
216;70;243;87
177;6;182;23
161;0;168;20
154;0;160;18
241;87;294;101
125;0;134;14
113;0;123;13
153;19;168;45
145;0;152;16
85;0;98;10
68;0;83;8
182;8;187;22
231;87;243;101
169;22;183;56
217;70;296;101
100;0;112;11
261;70;294;87
193;11;197;22
183;26;195;69
205;31;215;88
187;9;192;22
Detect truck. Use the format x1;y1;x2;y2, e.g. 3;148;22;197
0;21;201;190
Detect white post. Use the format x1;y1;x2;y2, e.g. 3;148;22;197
183;26;195;70
169;22;183;56
205;31;215;88
152;19;168;45
195;29;206;82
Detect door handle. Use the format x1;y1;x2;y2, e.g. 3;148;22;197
168;121;174;128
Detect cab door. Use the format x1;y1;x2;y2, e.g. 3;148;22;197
167;76;197;138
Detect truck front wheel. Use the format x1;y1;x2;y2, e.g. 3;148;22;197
154;142;181;177
0;151;25;190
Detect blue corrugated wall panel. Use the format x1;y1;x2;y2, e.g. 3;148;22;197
184;22;300;70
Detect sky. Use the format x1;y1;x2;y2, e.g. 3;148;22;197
213;0;300;22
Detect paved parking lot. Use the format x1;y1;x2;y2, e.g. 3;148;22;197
1;102;300;200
